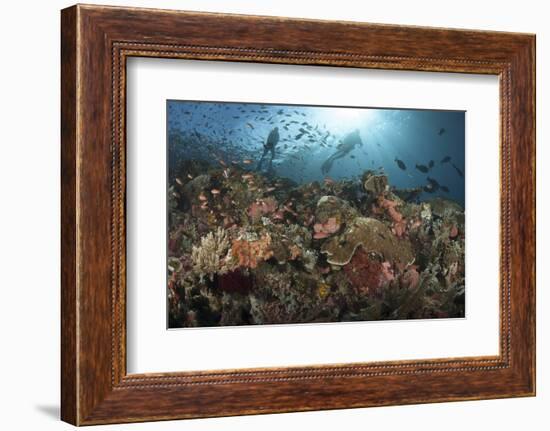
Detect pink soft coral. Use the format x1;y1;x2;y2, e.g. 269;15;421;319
449;224;459;239
377;195;407;238
379;197;403;222
313;217;340;239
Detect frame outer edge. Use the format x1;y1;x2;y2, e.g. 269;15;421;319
60;4;536;424
531;34;536;396
503;34;536;396
61;5;79;426
526;35;536;395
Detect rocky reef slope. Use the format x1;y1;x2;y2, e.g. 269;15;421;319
168;163;465;328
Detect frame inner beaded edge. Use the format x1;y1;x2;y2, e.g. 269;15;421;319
110;42;512;388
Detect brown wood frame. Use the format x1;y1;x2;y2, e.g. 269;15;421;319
61;4;536;426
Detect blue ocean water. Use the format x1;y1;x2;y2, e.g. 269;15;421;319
167;100;465;207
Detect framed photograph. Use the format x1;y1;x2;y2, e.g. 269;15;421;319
61;4;535;425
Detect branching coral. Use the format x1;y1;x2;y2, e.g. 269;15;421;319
191;227;233;280
249;266;333;324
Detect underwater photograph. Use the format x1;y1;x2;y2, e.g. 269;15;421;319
166;100;465;328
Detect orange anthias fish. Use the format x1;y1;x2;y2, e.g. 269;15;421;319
242;159;253;165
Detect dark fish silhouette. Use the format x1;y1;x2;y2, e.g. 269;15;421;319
438;128;446;136
440;156;451;164
423;184;436;193
427;177;440;191
394;157;407;170
415;164;429;173
452;163;464;178
441;185;450;193
428;160;435;169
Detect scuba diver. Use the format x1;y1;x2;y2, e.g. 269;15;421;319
257;127;279;173
321;129;363;175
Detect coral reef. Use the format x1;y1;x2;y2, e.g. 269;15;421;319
168;163;465;327
320;217;414;266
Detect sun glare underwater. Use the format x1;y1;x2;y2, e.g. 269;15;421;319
168;101;465;207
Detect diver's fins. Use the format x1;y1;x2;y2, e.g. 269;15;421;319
321;158;333;175
256;157;264;172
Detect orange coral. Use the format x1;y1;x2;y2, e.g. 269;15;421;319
231;234;273;269
289;244;302;260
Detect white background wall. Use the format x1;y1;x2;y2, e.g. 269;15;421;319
0;0;546;429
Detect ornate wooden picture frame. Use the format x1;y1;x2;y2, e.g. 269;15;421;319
61;4;535;425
